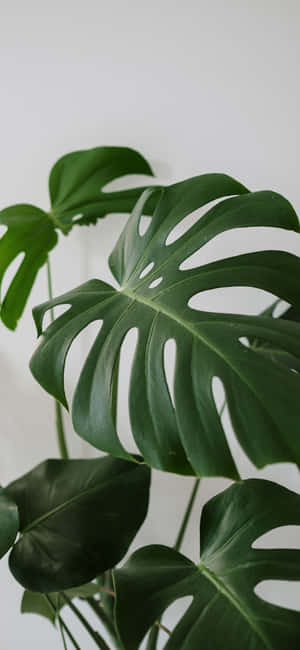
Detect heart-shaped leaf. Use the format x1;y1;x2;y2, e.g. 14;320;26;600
31;174;300;478
0;487;19;557
0;205;57;329
0;146;154;329
49;146;155;230
21;582;102;624
114;479;300;650
6;456;150;592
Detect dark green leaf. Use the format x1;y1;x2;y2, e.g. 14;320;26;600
0;205;57;329
49;146;155;230
31;174;300;478
114;479;300;650
21;582;102;624
0;487;19;557
6;456;150;592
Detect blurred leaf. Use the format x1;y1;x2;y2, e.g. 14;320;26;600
30;175;300;478
49;146;155;230
0;487;19;558
0;146;155;329
114;479;300;650
0;205;57;329
6;456;150;592
21;582;102;625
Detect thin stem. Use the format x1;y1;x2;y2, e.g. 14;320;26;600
87;598;123;650
174;478;201;552
58;614;68;650
46;256;69;459
44;595;81;650
62;594;111;650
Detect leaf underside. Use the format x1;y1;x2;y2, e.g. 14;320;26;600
30;173;300;478
114;479;300;650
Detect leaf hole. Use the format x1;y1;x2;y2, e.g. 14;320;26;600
116;327;139;454
272;300;291;318
0;252;25;302
42;303;71;329
179;225;300;270
188;287;278;316
148;277;163;289
211;376;226;414
0;225;8;238
163;338;176;408
139;262;154;279
139;215;152;237
255;580;300;613
165;198;226;247
64;320;103;407
160;596;193;636
239;337;250;348
253;525;300;549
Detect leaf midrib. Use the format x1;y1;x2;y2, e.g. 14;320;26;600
198;562;272;649
20;468;133;536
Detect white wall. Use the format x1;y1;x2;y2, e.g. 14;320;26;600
1;1;300;647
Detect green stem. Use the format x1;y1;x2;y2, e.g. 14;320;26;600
44;595;81;650
174;477;201;552
62;594;111;650
87;598;123;650
46;256;69;459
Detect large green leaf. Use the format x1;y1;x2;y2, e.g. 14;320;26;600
49;146;155;230
0;487;19;557
114;479;300;650
6;456;150;592
30;174;300;478
0;205;57;329
0;146;154;329
21;582;102;625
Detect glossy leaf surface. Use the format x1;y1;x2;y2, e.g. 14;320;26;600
0;487;19;558
0;205;57;329
30;174;300;478
49;146;155;230
114;479;300;650
6;456;150;592
21;582;102;624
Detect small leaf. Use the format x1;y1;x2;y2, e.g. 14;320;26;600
31;175;300;478
21;582;102;624
114;479;300;650
0;487;19;557
0;205;57;329
49;146;155;230
6;456;150;592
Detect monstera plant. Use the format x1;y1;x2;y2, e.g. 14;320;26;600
1;147;300;650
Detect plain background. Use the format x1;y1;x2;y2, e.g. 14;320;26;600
1;1;300;647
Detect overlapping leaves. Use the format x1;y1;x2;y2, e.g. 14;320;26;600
30;173;300;478
6;455;150;592
114;479;300;650
0;146;154;329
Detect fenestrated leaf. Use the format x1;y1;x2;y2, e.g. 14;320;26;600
30;174;300;478
114;479;300;650
0;205;57;329
248;302;300;373
6;456;150;592
49;146;156;230
0;146;155;329
0;487;19;557
21;582;102;625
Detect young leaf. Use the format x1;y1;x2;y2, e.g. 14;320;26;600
31;174;300;478
0;487;19;557
6;456;150;592
0;205;57;330
0;146;155;329
114;479;300;650
21;582;102;624
49;146;155;230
